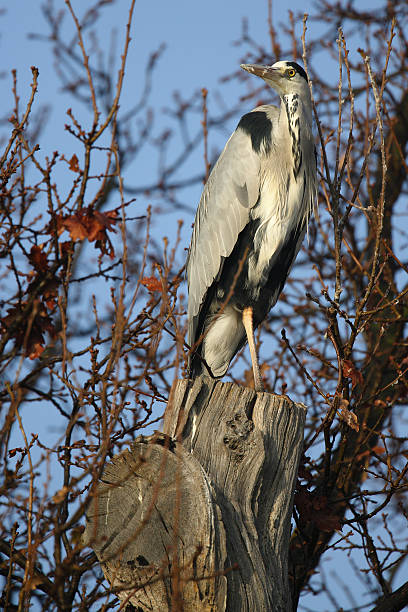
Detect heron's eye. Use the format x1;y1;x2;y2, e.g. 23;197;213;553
287;68;296;78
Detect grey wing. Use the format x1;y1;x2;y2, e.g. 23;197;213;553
187;127;261;345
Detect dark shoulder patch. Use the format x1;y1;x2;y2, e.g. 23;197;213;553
287;61;308;82
237;111;272;155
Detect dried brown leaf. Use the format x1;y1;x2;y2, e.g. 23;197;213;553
29;245;49;271
342;359;363;388
63;216;88;241
29;342;45;360
295;488;342;533
68;153;80;172
339;400;359;431
60;208;117;257
141;276;162;292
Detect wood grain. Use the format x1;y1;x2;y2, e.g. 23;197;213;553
85;378;306;610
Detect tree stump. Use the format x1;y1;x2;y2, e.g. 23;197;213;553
85;378;306;611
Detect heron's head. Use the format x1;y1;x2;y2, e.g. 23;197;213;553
241;60;310;98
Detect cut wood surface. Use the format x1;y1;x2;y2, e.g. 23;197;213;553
85;377;306;611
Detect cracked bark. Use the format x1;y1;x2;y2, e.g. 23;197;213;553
85;377;306;610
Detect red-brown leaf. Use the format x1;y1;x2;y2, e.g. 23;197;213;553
141;276;162;292
93;210;117;232
29;342;45;360
60;208;117;259
45;298;57;311
68;154;80;173
342;359;363;388
29;245;49;271
1;302;56;359
85;217;104;242
295;487;342;533
372;445;385;455
63;215;88;241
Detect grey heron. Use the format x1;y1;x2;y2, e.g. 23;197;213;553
187;60;317;392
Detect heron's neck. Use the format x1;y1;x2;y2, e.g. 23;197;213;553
282;93;313;128
281;93;313;178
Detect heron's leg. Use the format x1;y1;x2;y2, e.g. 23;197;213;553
242;306;264;392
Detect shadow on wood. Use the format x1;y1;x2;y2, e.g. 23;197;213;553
85;378;306;611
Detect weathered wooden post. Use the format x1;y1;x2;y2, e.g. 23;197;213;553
85;377;306;611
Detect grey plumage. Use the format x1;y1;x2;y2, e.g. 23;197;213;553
187;60;317;390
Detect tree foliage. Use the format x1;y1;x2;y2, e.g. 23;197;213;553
0;0;407;610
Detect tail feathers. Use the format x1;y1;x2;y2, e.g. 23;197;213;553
188;346;219;379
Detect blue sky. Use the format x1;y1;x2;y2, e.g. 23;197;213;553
1;1;324;201
1;2;397;610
